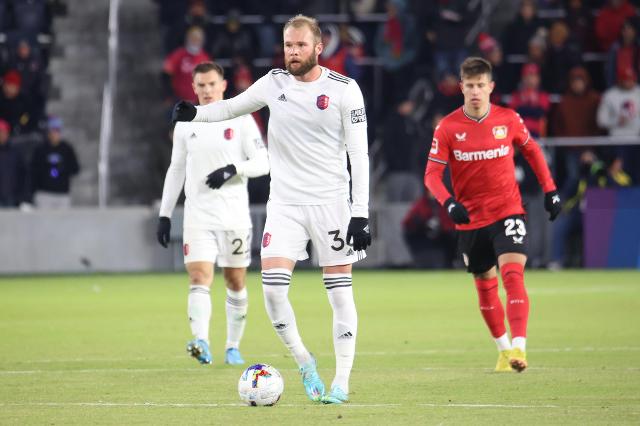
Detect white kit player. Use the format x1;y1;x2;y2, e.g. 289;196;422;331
172;15;371;404
157;61;269;366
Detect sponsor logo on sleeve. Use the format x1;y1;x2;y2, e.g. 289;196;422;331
183;243;190;256
350;108;367;123
430;138;439;154
224;128;234;140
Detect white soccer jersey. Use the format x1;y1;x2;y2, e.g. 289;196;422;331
193;66;369;218
159;114;269;230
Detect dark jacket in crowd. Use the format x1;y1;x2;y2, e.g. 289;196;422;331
0;142;27;206
31;140;79;194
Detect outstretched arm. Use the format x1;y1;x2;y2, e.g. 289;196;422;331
193;75;269;122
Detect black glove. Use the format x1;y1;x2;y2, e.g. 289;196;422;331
171;101;197;124
156;216;171;248
347;217;371;251
206;164;237;189
544;190;562;221
444;197;470;224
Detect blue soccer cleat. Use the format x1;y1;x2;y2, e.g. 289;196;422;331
299;356;325;402
224;348;245;365
186;339;212;365
322;385;349;404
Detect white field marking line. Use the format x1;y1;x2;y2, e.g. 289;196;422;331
421;367;640;371
4;365;640;376
418;403;559;409
527;284;639;295
4;346;640;366
0;402;399;408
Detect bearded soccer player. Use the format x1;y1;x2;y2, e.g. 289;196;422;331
157;61;269;366
425;57;561;373
171;15;371;404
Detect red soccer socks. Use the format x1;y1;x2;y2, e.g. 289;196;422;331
501;263;529;339
474;276;506;338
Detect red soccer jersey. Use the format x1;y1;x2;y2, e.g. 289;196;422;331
424;104;556;230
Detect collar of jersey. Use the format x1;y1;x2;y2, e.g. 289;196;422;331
291;66;328;86
462;104;491;123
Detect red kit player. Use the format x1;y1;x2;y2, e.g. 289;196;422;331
424;57;562;372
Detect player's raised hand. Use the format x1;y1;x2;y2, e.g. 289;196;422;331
206;164;237;189
156;216;171;248
444;197;470;224
171;101;197;124
544;190;562;221
347;217;371;251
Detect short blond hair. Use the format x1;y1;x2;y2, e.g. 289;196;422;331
283;14;321;44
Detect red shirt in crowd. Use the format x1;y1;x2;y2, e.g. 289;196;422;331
163;47;211;102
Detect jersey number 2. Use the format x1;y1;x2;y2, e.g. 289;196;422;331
232;237;250;255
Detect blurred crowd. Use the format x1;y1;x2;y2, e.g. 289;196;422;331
4;0;637;267
0;0;80;209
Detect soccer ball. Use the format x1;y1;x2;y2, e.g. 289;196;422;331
238;363;284;406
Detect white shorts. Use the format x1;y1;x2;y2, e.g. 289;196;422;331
260;200;366;267
182;228;252;268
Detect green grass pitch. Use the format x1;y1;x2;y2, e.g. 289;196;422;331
1;270;639;425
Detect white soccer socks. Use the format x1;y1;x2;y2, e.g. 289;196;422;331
188;285;211;342
262;269;312;366
324;273;357;394
225;287;248;350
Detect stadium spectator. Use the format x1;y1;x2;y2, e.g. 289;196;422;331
427;0;479;78
542;20;582;94
381;100;424;202
565;0;594;51
0;70;36;134
30;116;80;209
552;66;602;197
375;0;418;105
402;190;456;268
595;0;637;52
0;119;27;207
163;26;211;103
553;66;601;138
319;24;364;80
9;39;44;98
477;33;513;100
501;0;543;57
605;19;640;88
509;63;550;138
427;72;464;120
153;0;189;53
526;30;547;71
12;0;50;34
597;66;640;181
209;9;256;60
178;0;215;52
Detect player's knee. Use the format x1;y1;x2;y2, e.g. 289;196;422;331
500;262;524;282
225;275;245;291
189;269;212;285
